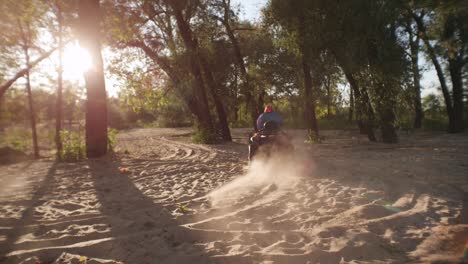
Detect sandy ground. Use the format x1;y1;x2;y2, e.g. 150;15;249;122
0;128;467;264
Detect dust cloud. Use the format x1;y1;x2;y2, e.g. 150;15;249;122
208;154;308;207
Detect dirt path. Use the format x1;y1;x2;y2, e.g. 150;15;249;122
0;128;467;264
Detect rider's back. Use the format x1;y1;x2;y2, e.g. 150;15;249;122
257;111;283;131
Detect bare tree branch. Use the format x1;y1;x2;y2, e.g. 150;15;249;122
0;47;57;99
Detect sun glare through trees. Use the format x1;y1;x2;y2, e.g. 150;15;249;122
61;43;92;81
0;0;467;263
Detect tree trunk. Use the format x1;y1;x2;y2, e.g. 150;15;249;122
200;58;232;141
348;88;354;121
449;57;464;132
413;13;455;131
221;0;257;130
127;40;215;137
367;25;399;144
360;85;378;141
18;20;39;159
79;0;108;158
167;2;215;135
407;20;423;129
342;67;376;141
302;58;319;139
377;82;399;143
24;51;40;159
257;90;266;116
55;3;64;156
326;80;331;118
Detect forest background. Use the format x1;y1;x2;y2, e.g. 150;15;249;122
0;0;467;159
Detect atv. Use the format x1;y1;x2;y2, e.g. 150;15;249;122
248;121;294;162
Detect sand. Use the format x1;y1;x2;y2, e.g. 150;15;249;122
0;128;467;264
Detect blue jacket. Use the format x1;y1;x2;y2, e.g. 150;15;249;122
256;112;283;131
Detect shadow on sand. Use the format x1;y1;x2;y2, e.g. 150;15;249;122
85;157;215;263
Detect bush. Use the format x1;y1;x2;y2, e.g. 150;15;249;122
107;128;118;152
59;130;85;162
10;138;27;152
192;128;219;144
59;128;117;161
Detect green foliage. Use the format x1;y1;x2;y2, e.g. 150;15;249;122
1;0;464;153
58;127;117;160
0;89;29;126
422;93;445;119
107;128;118;152
10;139;27;152
59;130;85;162
0;126;30;152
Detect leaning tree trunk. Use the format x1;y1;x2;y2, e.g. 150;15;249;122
200;58;232;141
221;0;257;130
0;48;57;99
413;13;456;132
167;1;215;135
79;0;108;157
342;67;376;141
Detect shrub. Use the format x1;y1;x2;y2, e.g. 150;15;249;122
11;138;27;152
107;128;118;152
59;130;85;162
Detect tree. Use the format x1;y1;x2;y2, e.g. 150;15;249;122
404;14;424;129
265;0;321;140
0;48;56;99
0;0;50;158
163;0;216;135
348;87;354;122
78;0;108;157
103;0;224;142
18;19;40;158
208;0;258;130
53;0;65;156
411;2;467;132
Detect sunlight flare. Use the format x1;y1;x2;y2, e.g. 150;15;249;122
62;43;92;81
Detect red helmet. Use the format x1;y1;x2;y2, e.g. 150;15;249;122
264;104;273;113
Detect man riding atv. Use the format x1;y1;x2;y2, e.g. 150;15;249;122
248;105;293;161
